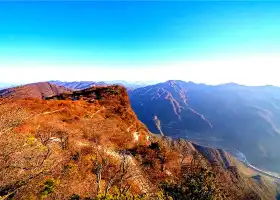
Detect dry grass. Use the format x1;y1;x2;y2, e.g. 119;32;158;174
0;86;278;199
0;88;151;199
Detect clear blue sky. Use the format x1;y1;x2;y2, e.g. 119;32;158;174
1;1;280;85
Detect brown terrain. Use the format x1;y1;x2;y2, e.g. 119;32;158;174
0;83;279;199
0;82;71;99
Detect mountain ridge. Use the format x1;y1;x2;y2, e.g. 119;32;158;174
50;80;147;91
129;80;280;174
0;82;278;199
0;82;71;99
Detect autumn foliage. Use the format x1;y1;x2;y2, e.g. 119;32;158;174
0;85;277;199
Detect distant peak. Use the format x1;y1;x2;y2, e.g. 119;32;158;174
166;80;177;87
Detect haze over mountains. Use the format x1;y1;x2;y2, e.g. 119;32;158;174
129;80;280;174
0;83;17;90
50;81;148;91
2;1;280;198
0;81;148;92
16;79;280;174
2;80;280;174
1;81;279;199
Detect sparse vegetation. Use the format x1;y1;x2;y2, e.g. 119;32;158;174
0;86;278;199
40;178;59;198
161;167;225;200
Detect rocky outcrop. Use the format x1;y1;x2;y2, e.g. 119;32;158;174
0;82;278;199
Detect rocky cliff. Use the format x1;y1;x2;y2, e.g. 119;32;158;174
0;83;278;199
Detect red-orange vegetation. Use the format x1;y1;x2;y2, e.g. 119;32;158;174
0;85;277;199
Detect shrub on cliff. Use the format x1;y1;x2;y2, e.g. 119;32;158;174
161;167;227;200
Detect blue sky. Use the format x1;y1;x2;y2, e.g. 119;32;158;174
1;1;280;85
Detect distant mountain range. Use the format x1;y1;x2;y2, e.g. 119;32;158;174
2;80;280;174
1;82;278;199
129;80;280;173
50;80;147;90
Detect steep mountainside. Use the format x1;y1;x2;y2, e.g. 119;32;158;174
129;80;280;174
0;83;277;199
129;80;213;135
0;82;71;99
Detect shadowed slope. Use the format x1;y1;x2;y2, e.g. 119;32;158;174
129;80;280;173
0;83;278;199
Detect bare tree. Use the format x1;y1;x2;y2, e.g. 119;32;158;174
101;151;135;197
0;131;57;199
92;151;107;196
0;103;66;199
116;152;133;196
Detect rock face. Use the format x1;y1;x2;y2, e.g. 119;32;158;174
0;82;278;199
46;85;129;106
45;85;150;144
0;82;71;99
193;143;233;168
